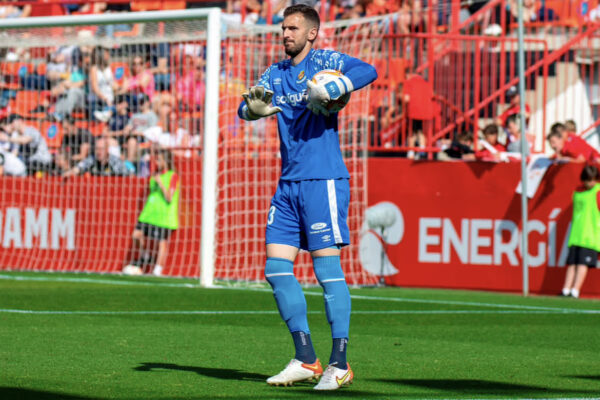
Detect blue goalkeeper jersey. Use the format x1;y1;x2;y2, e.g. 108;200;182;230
237;48;377;181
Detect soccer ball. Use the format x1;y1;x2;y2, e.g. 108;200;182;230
311;69;352;113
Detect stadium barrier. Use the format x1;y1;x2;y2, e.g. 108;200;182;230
364;158;600;296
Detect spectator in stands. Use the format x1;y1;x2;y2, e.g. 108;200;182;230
565;119;578;135
505;114;533;155
123;149;179;277
0;114;51;174
547;122;600;163
438;131;475;160
475;123;506;161
124;94;159;162
560;164;600;298
94;2;135;38
88;46;116;121
50;48;89;122
103;95;133;162
54;116;94;172
63;137;131;177
150;43;171;91
0;0;31;19
335;1;366;20
496;86;531;128
258;0;290;24
175;57;205;112
118;55;155;112
0;121;26;176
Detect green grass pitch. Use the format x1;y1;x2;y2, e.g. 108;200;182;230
0;271;599;400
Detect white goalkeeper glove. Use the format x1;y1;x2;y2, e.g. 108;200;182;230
241;86;282;120
306;76;354;107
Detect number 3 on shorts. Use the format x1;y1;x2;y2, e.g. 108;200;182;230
267;206;276;225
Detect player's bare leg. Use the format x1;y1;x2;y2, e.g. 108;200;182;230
561;265;576;296
123;229;145;275
570;265;588;298
152;239;168;276
265;244;322;386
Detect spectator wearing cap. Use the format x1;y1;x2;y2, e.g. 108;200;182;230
63;137;131;177
547;122;600;163
55;116;94;172
0;114;52;175
496;86;531;128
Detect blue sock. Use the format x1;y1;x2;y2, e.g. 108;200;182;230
265;257;313;358
313;255;351;369
291;331;317;364
329;338;348;369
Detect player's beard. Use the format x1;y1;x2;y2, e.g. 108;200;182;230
284;39;306;58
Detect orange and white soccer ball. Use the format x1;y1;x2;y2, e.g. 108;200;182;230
311;69;352;113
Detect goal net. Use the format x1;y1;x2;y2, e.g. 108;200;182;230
0;10;389;286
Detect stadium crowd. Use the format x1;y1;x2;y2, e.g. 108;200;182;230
0;0;599;178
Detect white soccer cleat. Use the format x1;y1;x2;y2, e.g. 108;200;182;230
122;265;143;276
266;359;323;386
313;363;353;390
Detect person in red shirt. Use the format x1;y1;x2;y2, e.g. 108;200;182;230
496;86;531;127
475;123;506;161
547;123;600;163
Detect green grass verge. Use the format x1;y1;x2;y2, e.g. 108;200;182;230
0;271;599;399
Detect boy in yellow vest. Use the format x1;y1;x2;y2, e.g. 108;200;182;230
123;149;179;276
561;165;600;298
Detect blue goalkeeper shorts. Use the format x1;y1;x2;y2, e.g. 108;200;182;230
265;179;350;251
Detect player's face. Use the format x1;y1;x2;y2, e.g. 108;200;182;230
282;14;317;57
484;133;497;145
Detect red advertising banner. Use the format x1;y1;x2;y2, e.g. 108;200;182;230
364;158;600;296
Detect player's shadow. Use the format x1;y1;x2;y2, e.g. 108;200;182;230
374;378;599;395
0;387;101;399
134;362;269;382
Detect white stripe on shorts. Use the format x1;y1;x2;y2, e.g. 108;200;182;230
327;179;343;243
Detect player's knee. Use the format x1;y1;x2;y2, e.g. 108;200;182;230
132;229;143;240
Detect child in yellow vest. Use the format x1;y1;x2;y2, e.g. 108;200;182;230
561;165;600;298
123;149;179;276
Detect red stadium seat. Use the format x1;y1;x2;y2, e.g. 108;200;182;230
40;121;64;151
14;90;41;117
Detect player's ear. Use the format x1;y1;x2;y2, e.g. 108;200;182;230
307;26;318;42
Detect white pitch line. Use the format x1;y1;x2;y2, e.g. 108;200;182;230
0;308;593;316
1;273;599;315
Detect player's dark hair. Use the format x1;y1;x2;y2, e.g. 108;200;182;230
284;4;320;30
482;124;498;136
564;119;577;132
581;164;599;182
546;130;562;141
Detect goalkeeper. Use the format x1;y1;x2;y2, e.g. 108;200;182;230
237;4;377;391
